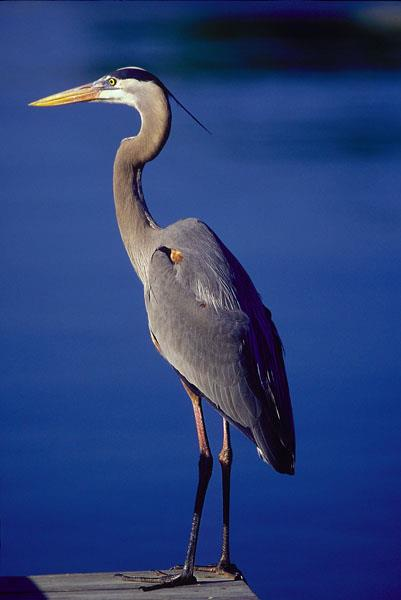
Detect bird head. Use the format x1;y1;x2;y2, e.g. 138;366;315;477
29;67;165;109
29;66;210;133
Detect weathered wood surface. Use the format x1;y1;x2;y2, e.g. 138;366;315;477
0;569;259;599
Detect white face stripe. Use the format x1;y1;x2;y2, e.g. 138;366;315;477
116;66;145;71
97;77;161;108
98;87;137;106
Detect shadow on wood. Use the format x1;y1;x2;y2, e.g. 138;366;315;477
0;576;46;598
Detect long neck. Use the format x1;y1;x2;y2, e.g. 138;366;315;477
113;85;171;284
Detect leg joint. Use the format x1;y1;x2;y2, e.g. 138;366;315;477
218;447;233;468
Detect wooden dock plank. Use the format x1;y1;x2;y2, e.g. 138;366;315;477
0;569;259;599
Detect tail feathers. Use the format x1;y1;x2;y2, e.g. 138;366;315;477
252;419;295;475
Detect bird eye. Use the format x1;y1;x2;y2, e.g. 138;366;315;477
108;77;117;87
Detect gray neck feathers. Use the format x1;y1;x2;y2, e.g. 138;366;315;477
113;84;171;284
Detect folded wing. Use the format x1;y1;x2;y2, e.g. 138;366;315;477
145;221;295;474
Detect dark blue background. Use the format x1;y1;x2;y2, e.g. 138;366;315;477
1;2;400;599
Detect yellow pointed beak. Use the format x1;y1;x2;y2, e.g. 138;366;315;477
29;83;100;107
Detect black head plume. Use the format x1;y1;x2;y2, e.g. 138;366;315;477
167;90;211;135
111;67;162;84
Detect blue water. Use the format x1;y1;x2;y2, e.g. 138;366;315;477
1;3;401;599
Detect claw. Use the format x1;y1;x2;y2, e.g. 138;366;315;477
141;573;197;591
115;571;170;583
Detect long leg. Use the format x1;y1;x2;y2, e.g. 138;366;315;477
178;418;241;579
180;380;213;575
196;419;241;578
218;418;232;568
120;379;213;590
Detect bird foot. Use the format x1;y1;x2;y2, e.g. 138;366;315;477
172;562;243;580
115;570;197;591
216;562;243;579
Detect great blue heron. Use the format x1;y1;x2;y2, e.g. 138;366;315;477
30;67;295;590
